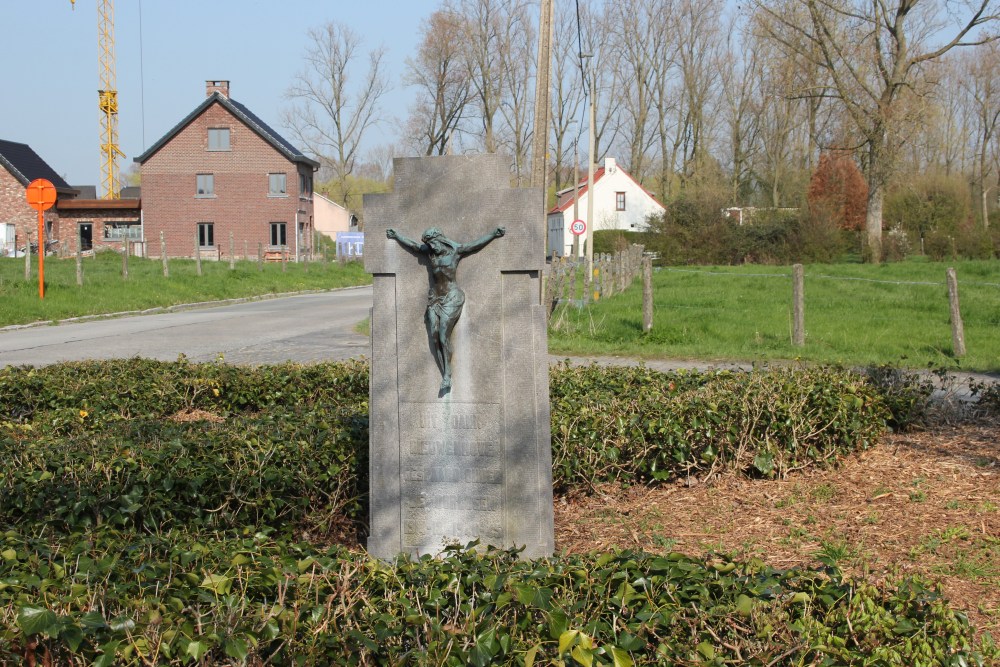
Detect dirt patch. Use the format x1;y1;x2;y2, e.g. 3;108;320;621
169;408;225;423
554;423;1000;638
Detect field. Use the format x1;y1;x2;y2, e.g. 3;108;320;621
0;251;370;327
549;258;1000;372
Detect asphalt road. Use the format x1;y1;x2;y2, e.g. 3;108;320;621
0;287;373;368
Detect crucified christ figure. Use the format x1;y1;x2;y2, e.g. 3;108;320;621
386;225;505;393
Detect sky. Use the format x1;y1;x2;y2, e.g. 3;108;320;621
1;0;434;188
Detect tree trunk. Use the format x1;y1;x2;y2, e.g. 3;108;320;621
865;181;884;264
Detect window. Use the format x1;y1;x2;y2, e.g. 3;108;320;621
616;192;626;211
208;128;230;151
104;223;142;240
268;173;287;196
270;222;287;247
198;222;215;248
196;173;214;197
299;173;313;197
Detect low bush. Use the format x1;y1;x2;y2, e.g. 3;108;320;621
1;360;997;665
550;363;886;488
0;361;893;536
1;531;994;666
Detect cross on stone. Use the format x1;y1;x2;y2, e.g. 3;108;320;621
363;154;555;559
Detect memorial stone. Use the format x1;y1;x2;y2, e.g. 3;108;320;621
364;154;554;559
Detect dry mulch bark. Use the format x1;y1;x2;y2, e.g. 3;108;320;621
554;423;1000;638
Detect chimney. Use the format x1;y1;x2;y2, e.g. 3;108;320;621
604;157;617;174
206;80;230;98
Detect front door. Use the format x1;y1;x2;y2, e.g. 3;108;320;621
79;223;93;251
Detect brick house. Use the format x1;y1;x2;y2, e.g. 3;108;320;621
0;139;77;256
135;81;320;260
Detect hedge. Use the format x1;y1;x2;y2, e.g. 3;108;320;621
1;360;894;535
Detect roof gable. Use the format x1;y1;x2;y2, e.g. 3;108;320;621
134;93;319;168
0;139;76;193
548;162;665;214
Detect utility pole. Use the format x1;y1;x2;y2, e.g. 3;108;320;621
585;66;596;300
531;0;554;217
572;135;581;259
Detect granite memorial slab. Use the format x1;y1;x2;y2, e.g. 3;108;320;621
363;154;554;559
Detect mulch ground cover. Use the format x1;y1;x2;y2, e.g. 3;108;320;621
553;423;1000;639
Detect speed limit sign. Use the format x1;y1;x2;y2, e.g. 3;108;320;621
570;219;587;235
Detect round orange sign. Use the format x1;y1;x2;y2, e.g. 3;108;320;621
26;178;57;211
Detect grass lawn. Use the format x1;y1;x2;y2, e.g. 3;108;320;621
0;251;370;327
549;258;1000;372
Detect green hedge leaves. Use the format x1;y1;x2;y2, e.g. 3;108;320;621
1;532;992;666
0;359;995;665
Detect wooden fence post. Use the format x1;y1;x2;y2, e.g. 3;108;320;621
281;246;287;272
258;242;264;271
76;236;83;286
792;263;805;347
122;240;129;280
642;256;653;332
947;267;966;357
244;239;249;261
229;232;235;270
160;231;169;278
195;233;202;276
24;231;31;281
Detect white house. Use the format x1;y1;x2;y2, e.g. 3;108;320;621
546;157;665;257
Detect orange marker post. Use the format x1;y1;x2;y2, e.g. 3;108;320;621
26;178;56;299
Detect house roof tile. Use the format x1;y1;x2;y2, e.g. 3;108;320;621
0;139;76;194
133;92;320;168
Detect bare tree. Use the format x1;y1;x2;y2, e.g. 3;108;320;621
548;5;587;191
672;0;724;194
578;1;622;168
403;10;472;156
753;0;999;262
452;0;509;153
608;0;662;182
496;2;536;184
720;14;764;204
283;21;389;206
958;40;1000;227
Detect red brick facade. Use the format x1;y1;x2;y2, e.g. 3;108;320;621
54;200;142;255
140;97;315;260
0;167;56;254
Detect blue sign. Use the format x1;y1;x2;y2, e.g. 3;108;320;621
336;232;364;258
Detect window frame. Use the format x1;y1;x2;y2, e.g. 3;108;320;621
196;173;215;198
615;192;626;211
104;223;142;241
269;221;287;248
207;127;231;151
197;222;215;248
268;172;287;197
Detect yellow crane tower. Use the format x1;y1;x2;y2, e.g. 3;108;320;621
71;0;123;199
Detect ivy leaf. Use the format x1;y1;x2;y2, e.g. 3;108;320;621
571;644;595;667
60;624;85;652
696;641;716;660
17;605;58;636
609;647;634;667
753;452;774;475
559;630;581;655
224;636;249;661
200;573;233;595
186;640;208;661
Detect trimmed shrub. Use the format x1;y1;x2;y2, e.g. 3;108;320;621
0;532;994;667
